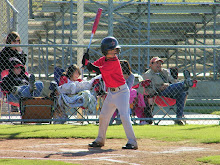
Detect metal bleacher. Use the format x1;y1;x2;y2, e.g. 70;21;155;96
0;0;220;123
26;1;220;116
28;1;220;80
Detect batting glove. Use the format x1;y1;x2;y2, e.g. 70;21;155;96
82;53;90;66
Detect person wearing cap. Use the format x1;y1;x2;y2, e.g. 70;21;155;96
82;36;138;150
0;31;27;73
0;58;44;110
142;56;193;125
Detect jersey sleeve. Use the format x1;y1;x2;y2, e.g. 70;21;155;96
59;76;68;86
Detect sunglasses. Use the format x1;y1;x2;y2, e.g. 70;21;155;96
13;39;20;43
15;66;22;69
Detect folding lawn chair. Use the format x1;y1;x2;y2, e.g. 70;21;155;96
0;69;53;123
151;67;179;125
50;67;105;124
0;69;20;117
139;68;197;125
130;79;153;124
131;78;178;125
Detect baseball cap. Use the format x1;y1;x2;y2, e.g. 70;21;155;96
14;64;24;68
9;57;24;69
150;57;164;64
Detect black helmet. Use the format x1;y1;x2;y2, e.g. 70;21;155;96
101;36;121;56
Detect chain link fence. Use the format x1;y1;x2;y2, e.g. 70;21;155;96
0;0;18;44
0;0;220;125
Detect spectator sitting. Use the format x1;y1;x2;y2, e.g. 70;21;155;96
57;64;101;94
0;58;44;112
0;31;27;73
59;64;83;86
142;57;193;125
120;60;135;90
52;64;102;124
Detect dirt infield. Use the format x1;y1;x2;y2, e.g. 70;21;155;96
0;139;220;165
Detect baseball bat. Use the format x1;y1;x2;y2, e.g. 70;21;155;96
86;8;103;54
81;8;102;79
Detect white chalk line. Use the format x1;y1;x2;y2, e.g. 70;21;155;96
151;147;219;154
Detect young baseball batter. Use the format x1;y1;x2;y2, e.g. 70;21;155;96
82;36;138;149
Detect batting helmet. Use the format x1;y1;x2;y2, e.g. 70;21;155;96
101;36;121;56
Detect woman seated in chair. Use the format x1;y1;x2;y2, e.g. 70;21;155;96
0;31;28;112
0;58;44;106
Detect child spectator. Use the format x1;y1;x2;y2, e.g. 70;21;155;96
0;58;44;112
52;64;101;124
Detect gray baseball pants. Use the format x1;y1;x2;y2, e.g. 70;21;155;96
95;83;137;147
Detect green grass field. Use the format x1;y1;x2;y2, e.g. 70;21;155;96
0;124;220;164
0;124;220;143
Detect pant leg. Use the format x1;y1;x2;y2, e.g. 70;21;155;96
175;92;187;117
115;86;137;147
134;107;146;118
18;81;44;98
95;93;117;145
7;93;20;103
33;81;44;97
18;85;30;97
144;97;153;118
8;81;44;103
8;85;31;103
160;82;187;118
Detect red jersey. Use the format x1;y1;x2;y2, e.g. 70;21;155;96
93;56;125;88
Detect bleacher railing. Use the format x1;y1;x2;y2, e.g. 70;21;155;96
0;0;220;125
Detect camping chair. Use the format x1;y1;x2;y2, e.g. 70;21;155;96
134;68;197;125
152;79;197;125
132;78;178;125
0;69;20;117
152;67;179;125
0;69;53;123
50;67;105;124
131;79;153;124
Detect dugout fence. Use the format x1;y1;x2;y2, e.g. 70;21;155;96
0;0;219;125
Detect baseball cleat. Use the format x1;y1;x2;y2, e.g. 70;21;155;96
11;86;21;95
122;143;138;150
29;74;36;93
183;70;193;87
88;141;104;148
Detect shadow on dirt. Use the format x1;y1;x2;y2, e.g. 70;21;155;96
44;148;115;158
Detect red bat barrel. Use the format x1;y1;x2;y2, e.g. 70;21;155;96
92;8;103;35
